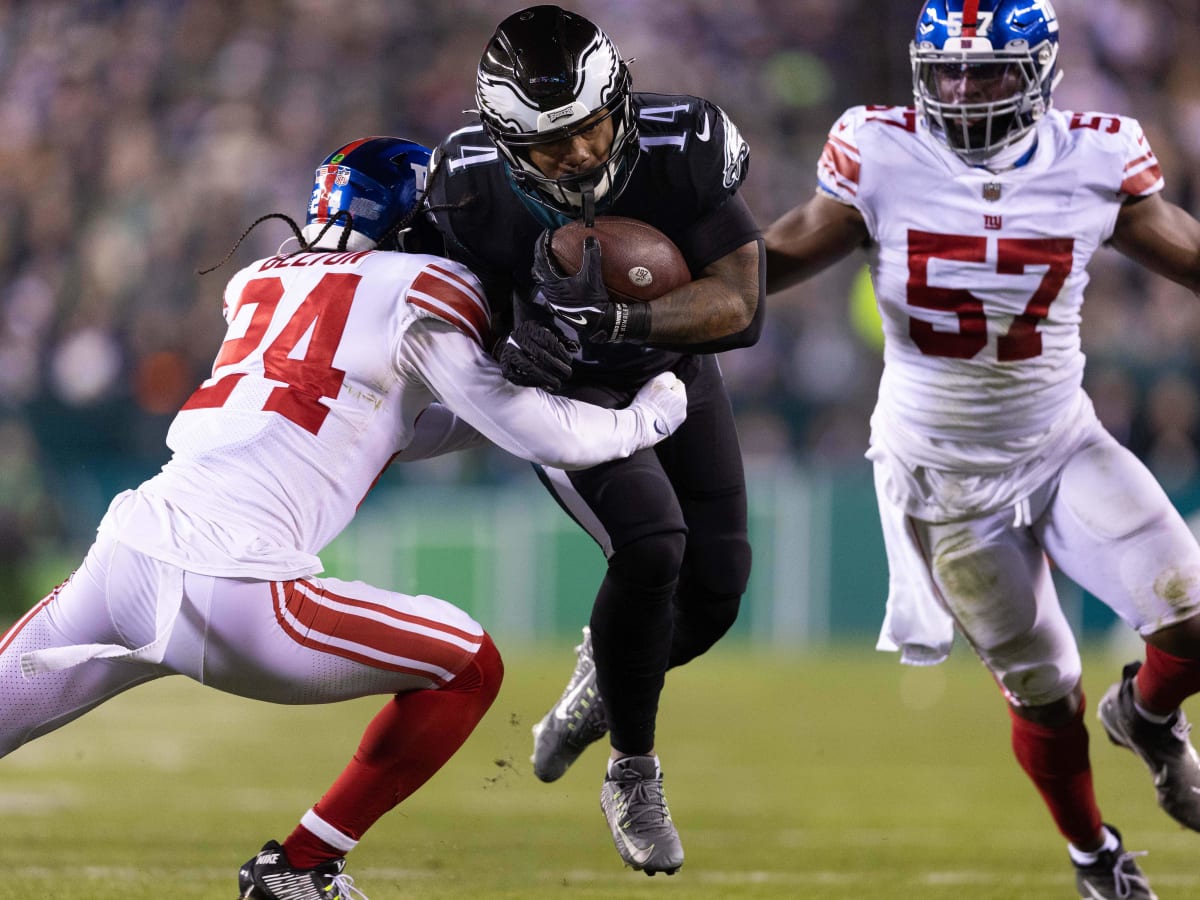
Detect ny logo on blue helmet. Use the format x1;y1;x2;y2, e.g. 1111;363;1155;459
911;0;1061;165
304;137;432;251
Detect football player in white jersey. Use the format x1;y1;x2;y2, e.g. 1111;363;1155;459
764;2;1200;897
0;136;688;900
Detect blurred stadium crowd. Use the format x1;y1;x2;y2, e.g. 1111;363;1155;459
2;0;1199;598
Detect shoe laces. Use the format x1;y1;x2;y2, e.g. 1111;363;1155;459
1109;849;1150;899
615;772;671;830
569;637;595;680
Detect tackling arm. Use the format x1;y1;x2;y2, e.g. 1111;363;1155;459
1110;193;1200;295
763;192;871;294
391;403;487;463
400;320;685;469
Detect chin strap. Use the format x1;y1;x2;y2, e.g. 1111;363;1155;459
581;184;596;228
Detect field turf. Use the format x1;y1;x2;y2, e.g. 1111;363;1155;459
2;640;1197;899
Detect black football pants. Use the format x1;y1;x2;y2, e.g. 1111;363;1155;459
536;354;752;755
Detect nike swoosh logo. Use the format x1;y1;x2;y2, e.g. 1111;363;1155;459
551;677;593;722
560;312;589;326
654;420;670;436
695;113;711;142
617;832;654;866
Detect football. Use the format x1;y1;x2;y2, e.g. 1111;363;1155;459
549;216;691;302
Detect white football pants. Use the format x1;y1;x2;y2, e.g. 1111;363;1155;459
0;532;486;758
897;430;1200;706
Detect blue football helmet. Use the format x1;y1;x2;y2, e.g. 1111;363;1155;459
911;0;1062;164
303;137;432;251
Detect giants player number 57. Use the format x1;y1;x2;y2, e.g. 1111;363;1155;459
765;2;1200;898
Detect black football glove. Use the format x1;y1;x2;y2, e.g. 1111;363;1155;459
496;320;577;392
531;229;651;344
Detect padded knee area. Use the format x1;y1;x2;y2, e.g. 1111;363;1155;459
998;654;1081;708
446;632;503;711
666;534;750;668
608;530;687;589
970;601;1081;708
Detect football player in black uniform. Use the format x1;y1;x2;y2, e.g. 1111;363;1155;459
425;5;764;875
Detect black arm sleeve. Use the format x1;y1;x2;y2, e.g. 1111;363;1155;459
678;192;760;271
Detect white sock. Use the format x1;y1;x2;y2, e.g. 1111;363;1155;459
1068;826;1119;866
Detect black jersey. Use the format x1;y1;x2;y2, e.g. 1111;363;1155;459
426;91;755;389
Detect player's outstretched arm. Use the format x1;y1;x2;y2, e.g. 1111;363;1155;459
763;193;870;295
1110;193;1200;295
403;321;686;469
392;403;488;463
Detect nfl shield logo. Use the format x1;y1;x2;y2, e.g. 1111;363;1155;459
983;182;1002;202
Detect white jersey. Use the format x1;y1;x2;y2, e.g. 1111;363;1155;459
103;249;663;579
819;106;1163;519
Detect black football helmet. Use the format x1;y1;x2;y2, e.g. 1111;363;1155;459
475;5;639;220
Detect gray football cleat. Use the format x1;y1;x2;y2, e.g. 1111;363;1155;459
1072;825;1157;900
599;755;684;876
531;626;608;782
237;840;367;900
1098;660;1200;831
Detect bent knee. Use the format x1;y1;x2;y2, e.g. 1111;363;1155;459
447;632;503;708
989;634;1082;708
610;530;688;586
1001;662;1081;708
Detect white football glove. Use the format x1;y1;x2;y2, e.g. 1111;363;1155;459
631;372;687;441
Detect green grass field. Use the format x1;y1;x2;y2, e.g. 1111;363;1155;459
2;641;1197;900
